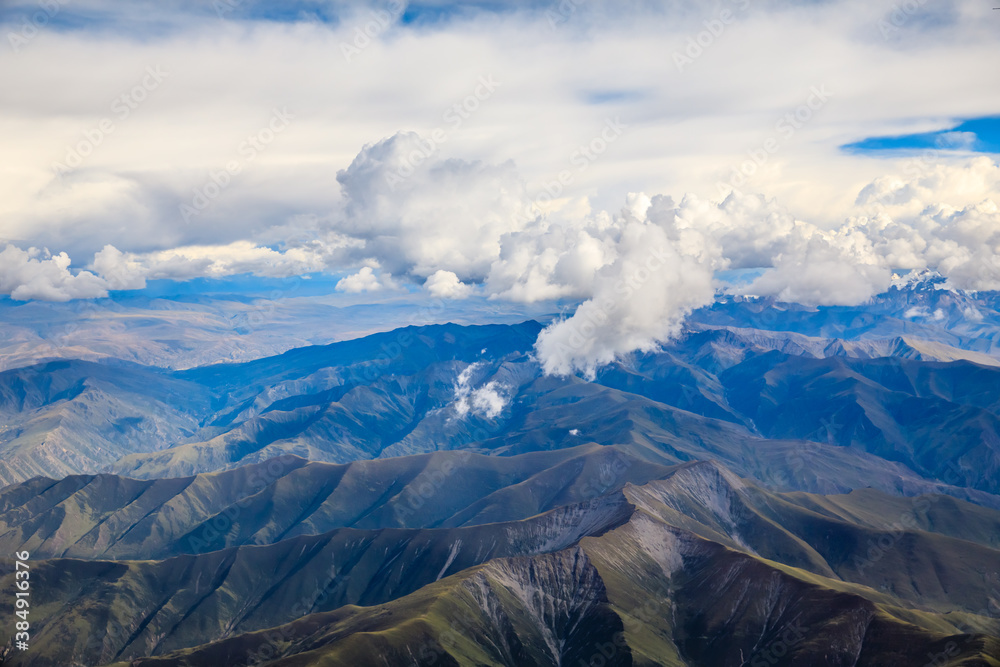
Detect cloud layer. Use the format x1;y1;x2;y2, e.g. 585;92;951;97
2;0;998;375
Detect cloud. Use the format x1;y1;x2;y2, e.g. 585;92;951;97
937;131;978;151
5;0;998;264
2;0;999;383
743;239;892;306
534;202;717;378
852;157;1000;290
334;132;532;282
89;240;334;285
92;244;147;290
453;364;511;419
335;266;390;293
0;245;107;301
424;270;473;299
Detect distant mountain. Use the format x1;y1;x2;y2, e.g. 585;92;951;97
2;317;1000;510
0;360;214;485
3;452;998;666
0;291;559;372
695;275;1000;357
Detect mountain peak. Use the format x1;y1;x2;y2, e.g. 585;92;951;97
889;269;954;292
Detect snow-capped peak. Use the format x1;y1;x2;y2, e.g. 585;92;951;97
889;269;955;292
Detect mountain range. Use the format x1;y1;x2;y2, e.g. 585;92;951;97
1;275;999;666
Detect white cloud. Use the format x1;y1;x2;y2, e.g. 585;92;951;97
852;157;1000;290
0;245;107;301
733;215;893;307
333;132;533;282
92;244;147;290
743;242;891;306
4;0;999;262
467;382;510;419
534;205;717;378
452;363;511;419
88;240;336;286
335;266;387;293
937;131;977;151
424;270;473;299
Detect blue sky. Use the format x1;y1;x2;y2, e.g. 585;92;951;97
845;116;1000;155
0;0;551;30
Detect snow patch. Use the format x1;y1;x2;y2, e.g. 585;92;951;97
436;539;462;581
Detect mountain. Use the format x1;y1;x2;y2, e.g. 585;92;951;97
0;446;662;560
105;322;1000;505
3;281;1000;666
2;452;998;666
694;274;1000;357
0;360;214;486
0;289;558;373
3;316;1000;513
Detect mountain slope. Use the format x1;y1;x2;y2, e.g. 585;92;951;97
99;509;1000;667
4;455;1000;667
0;360;214;485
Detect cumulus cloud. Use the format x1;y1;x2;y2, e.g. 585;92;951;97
743;239;891;306
6;131;999;385
334;132;533;282
424;270;473;299
92;244;147;290
0;245;107;301
852;157;1000;290
486;214;619;303
335;266;390;293
534;199;717;378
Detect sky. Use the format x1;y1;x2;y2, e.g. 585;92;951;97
1;0;998;374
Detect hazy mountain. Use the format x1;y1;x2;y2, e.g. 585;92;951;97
0;287;561;373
